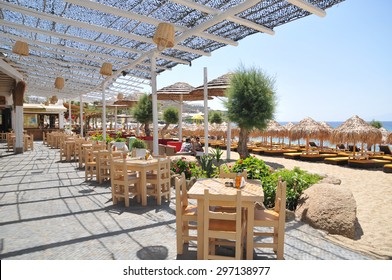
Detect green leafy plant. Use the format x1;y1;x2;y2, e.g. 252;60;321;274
211;147;223;164
91;132;113;144
231;155;270;180
131;138;147;149
199;155;217;178
171;157;200;180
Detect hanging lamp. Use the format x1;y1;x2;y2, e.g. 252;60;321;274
54;77;64;90
12;41;29;56
153;22;174;51
100;62;113;76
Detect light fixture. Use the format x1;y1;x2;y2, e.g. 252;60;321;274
287;0;326;17
100;62;113;76
50;95;58;104
12;40;29;56
153;22;174;51
117;93;124;100
54;77;64;90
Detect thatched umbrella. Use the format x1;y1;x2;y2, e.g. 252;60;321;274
189;73;233;98
283;122;295;146
379;127;389;144
290;117;330;152
319;121;333;149
263;120;287;146
331;115;382;156
386;131;392;144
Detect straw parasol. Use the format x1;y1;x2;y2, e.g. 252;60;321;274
263;120;287;146
387;131;392;144
156;82;212;101
331;115;382;155
189;73;233;98
319;121;333;148
379;127;389;144
283;122;295;146
290;117;330;152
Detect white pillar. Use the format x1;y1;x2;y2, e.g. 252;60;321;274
14;105;24;153
79;94;84;137
203;67;209;154
178;95;183;141
102;81;107;141
68;99;72;129
151;52;158;155
59;112;64;129
114;105;118;133
226;122;232;160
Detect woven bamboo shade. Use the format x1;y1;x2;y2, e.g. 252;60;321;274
100;62;112;76
153;23;174;51
54;77;64;90
12;41;29;56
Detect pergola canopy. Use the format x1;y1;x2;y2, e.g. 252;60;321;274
0;0;344;101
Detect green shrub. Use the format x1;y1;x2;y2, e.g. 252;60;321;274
171;157;202;180
231;155;271;179
132;138;147;149
199;155;218;178
228;156;322;211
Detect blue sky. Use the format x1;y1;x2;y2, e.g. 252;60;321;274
149;0;392;122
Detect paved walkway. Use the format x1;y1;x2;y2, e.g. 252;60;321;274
0;142;372;260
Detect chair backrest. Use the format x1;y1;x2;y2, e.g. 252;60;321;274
274;177;287;215
157;157;171;182
175;173;188;211
219;165;247;180
379;145;392;155
110;157;127;181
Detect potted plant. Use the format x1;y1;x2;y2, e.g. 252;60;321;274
131;138;147;158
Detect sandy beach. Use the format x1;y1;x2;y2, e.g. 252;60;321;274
220;150;392;259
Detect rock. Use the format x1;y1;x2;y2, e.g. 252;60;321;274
319;176;342;185
295;183;357;239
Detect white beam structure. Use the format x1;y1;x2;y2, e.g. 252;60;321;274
287;0;327;17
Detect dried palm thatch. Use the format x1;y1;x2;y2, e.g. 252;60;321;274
283;121;295;146
331;115;382;155
291;117;330;152
190;73;233;98
379;127;389;144
387;131;392;144
113;99;138;108
155;82;211;101
261;120;288;146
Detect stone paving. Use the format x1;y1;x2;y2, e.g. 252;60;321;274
0;142;372;260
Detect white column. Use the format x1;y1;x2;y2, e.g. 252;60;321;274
14;105;24;153
203;67;209;154
114;105;118;133
59;112;64;129
151;52;158;155
178;95;183;141
79;94;84;137
68;100;72;129
102;81;107;141
226;122;232;160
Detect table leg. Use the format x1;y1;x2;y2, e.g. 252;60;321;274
197;198;204;260
141;171;147;206
246;202;254;260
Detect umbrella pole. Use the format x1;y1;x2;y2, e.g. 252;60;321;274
306;136;309;153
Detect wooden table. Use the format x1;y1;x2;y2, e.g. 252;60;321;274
188;178;264;260
113;158;159;206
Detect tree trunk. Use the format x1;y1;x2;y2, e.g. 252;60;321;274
237;127;249;159
144;122;151;136
161;123;170;138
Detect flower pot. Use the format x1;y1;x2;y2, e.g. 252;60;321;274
135;148;146;158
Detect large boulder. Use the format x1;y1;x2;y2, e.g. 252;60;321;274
295;183;357;239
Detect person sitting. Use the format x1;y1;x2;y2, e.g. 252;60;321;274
192;137;204;156
179;137;193;153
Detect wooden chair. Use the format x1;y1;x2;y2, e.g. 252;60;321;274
146;158;171;205
84;148;97;181
59;139;67;161
203;189;246;260
247;177;286;260
110;157;140;207
42;132;48;146
97;150;111;184
175;173;197;255
219;166;247;180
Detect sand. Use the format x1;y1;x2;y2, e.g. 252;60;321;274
220;150;392;259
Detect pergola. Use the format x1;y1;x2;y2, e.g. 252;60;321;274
0;0;344;154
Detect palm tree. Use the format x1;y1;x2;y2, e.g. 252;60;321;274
225;66;277;158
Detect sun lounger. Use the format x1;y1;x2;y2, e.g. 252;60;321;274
383;164;392;173
300;153;337;162
251;147;267;154
264;148;297;157
324;157;349;165
348;159;390;169
283;152;302;160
